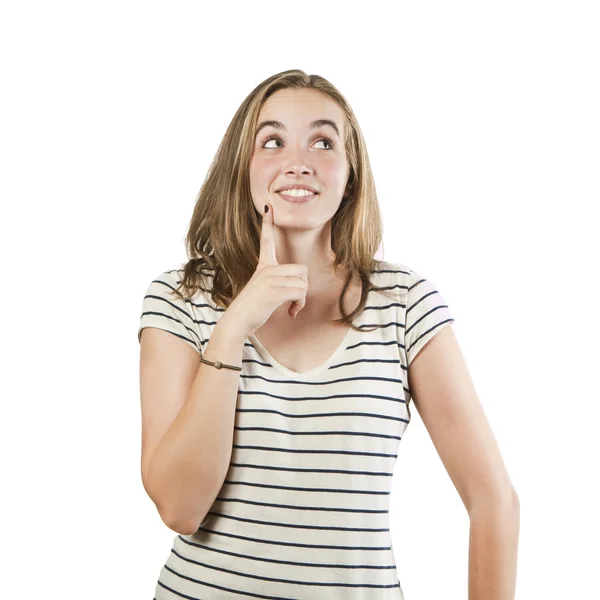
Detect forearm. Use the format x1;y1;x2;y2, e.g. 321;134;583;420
146;309;248;534
468;494;520;600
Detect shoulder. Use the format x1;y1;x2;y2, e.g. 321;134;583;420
374;259;450;296
149;265;216;302
148;266;184;291
140;268;184;305
371;259;411;276
369;259;413;295
138;264;219;352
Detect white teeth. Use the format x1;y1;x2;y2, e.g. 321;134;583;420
278;189;316;197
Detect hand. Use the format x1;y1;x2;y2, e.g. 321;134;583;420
227;203;309;337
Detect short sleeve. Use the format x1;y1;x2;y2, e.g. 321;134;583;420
137;269;202;355
404;267;455;367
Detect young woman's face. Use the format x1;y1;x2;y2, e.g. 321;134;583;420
249;88;351;229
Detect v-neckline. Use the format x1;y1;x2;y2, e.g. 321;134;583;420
249;324;356;380
248;287;370;380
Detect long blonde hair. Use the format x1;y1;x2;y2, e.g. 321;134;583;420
172;69;404;332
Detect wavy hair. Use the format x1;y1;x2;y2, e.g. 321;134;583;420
171;69;405;332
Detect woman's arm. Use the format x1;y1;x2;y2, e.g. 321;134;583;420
407;324;520;599
468;495;520;599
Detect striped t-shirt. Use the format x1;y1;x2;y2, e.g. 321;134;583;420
138;260;455;600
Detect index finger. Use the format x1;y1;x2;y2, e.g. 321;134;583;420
258;203;278;266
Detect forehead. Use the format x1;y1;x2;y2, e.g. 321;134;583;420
257;88;344;134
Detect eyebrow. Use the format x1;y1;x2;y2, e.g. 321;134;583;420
255;119;341;139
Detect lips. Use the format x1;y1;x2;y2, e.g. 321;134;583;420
276;190;318;203
275;184;319;193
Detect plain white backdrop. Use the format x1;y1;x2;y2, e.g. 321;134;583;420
1;1;598;598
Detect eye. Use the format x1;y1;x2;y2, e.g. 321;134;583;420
262;135;283;149
315;136;335;149
261;134;335;150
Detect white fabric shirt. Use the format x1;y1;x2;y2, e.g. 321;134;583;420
138;260;455;600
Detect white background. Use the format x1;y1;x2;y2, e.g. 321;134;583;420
1;1;598;598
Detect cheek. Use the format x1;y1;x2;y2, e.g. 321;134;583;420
250;154;278;176
321;162;348;187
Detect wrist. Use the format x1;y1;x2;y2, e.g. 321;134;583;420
217;306;249;342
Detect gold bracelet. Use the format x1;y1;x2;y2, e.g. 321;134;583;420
199;356;242;371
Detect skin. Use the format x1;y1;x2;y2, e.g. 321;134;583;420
249;88;355;306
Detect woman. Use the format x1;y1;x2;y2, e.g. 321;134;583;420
138;69;519;599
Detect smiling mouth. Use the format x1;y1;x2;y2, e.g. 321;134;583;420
276;191;319;203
